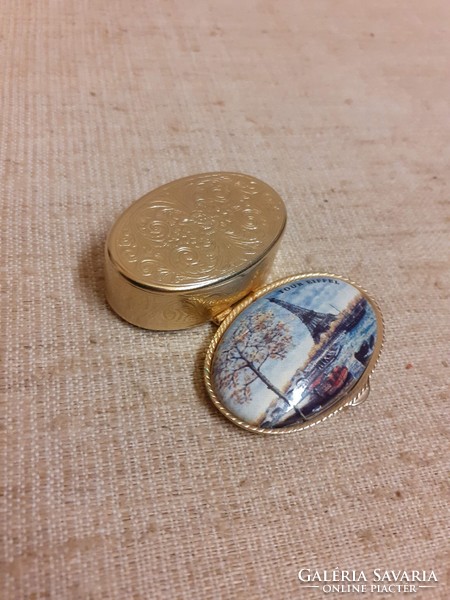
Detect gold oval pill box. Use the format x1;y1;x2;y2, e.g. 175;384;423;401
105;172;286;330
105;172;384;434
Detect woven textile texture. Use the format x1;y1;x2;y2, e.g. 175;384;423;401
1;1;449;598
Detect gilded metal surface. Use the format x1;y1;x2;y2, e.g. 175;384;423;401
204;273;384;435
105;172;286;330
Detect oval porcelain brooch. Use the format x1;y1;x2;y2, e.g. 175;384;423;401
204;274;383;434
105;172;384;435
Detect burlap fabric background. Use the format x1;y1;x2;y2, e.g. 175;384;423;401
1;1;449;599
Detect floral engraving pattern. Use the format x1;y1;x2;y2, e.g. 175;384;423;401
112;173;285;286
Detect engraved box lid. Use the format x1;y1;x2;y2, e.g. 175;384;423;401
105;172;286;330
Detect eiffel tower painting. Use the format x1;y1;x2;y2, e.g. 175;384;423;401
268;297;337;344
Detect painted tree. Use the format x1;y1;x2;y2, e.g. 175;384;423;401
213;309;306;417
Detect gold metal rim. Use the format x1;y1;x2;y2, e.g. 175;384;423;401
204;273;385;435
105;231;286;295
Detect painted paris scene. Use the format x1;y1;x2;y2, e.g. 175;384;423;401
211;277;378;429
